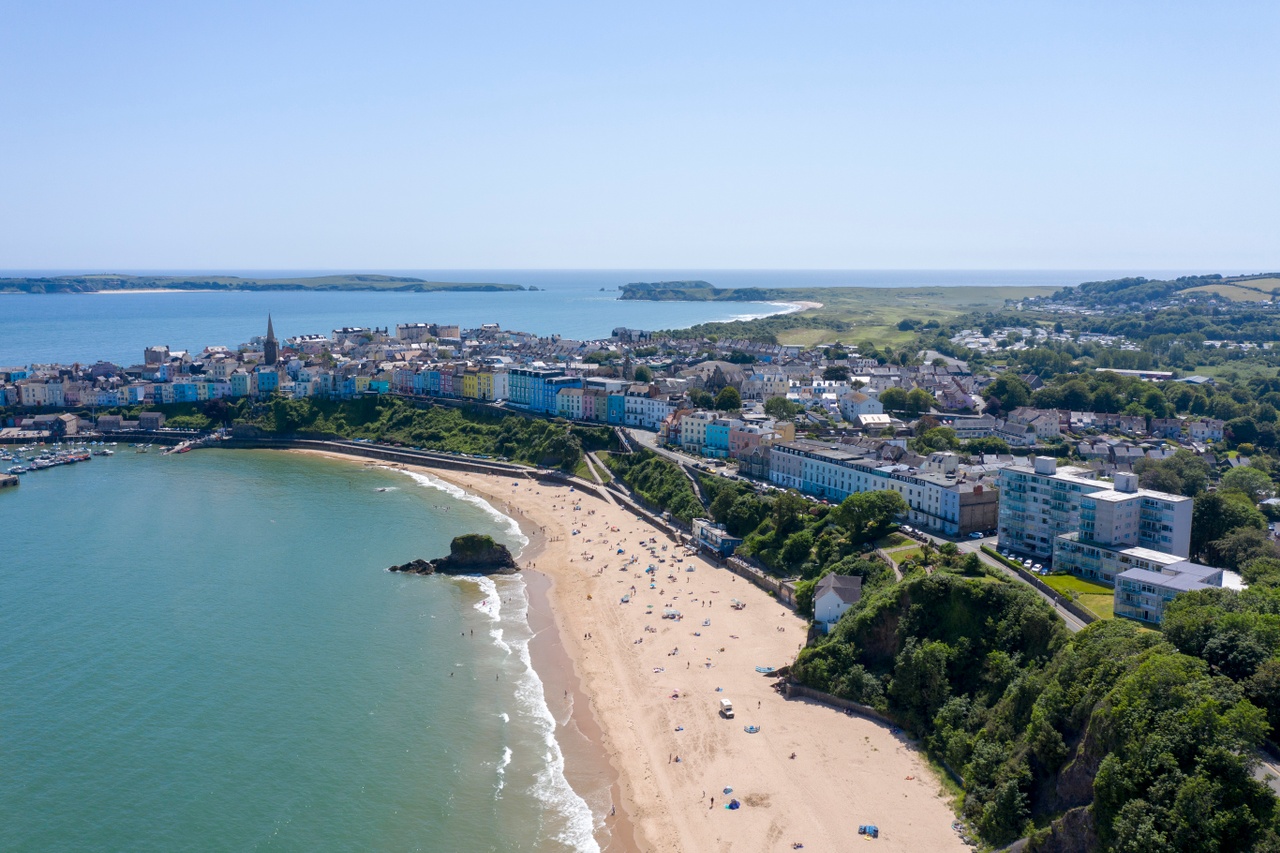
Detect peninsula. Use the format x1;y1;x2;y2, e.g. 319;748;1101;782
0;273;524;294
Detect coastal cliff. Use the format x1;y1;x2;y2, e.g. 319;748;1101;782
388;534;519;576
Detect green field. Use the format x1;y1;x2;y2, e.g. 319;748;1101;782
1040;573;1115;620
643;283;1058;346
1182;282;1276;302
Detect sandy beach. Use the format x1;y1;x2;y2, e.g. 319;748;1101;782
781;300;824;312
298;449;965;852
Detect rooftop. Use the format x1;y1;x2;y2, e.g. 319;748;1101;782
1084;488;1192;505
1117;567;1218;592
816;573;863;604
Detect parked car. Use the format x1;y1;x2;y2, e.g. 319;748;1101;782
968;532;984;540
1033;563;1043;572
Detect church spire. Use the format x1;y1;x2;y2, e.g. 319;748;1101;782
264;314;278;366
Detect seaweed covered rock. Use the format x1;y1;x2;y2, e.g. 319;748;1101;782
388;534;518;576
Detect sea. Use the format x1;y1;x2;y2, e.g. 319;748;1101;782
0;449;608;852
0;268;1185;367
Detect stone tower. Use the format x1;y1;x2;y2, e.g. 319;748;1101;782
264;315;278;366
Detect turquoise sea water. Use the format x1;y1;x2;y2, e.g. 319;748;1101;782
0;449;598;852
0;268;1173;366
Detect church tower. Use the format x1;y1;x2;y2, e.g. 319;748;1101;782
264;315;278;366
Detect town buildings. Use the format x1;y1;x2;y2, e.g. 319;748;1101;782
998;459;1193;588
768;439;998;536
1113;561;1223;625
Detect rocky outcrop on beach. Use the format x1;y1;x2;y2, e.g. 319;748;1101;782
388;534;519;576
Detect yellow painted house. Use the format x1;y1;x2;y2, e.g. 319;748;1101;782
461;369;480;400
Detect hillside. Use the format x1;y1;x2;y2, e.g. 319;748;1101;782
1042;272;1280;308
652;284;1058;347
0;274;524;294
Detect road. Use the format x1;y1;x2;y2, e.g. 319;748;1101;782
624;427;712;509
954;536;1088;633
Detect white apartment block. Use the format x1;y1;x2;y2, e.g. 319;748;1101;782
999;458;1192;570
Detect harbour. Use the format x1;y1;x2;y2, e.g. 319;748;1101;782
2;442;112;477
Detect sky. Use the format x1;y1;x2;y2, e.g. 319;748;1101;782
0;1;1277;271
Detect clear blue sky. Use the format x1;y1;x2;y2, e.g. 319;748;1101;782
1;1;1276;271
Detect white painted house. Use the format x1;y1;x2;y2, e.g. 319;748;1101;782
838;390;884;422
814;574;862;631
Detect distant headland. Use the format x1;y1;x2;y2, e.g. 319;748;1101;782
0;274;525;294
619;281;775;302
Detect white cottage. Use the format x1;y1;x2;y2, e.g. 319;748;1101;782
814;574;862;630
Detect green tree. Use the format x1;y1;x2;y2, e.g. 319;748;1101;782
964;436;1010;456
713;386;742;412
905;388;937;416
632;364;653;384
911;426;959;453
1222;466;1275;502
780;529;815;570
890;638;953;731
1133;449;1211;497
1192;491;1267;562
1228;417;1260;446
878;387;908;412
771;490;808;537
986;374;1031;412
763;396;802;419
1206;527;1280;572
725;495;768;537
1242;557;1280;587
835;490;907;543
822;365;850;382
688;387;714;408
1059;380;1093;411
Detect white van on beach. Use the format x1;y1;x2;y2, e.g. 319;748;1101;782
719;698;734;719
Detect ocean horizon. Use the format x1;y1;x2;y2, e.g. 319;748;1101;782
0;267;1231;287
